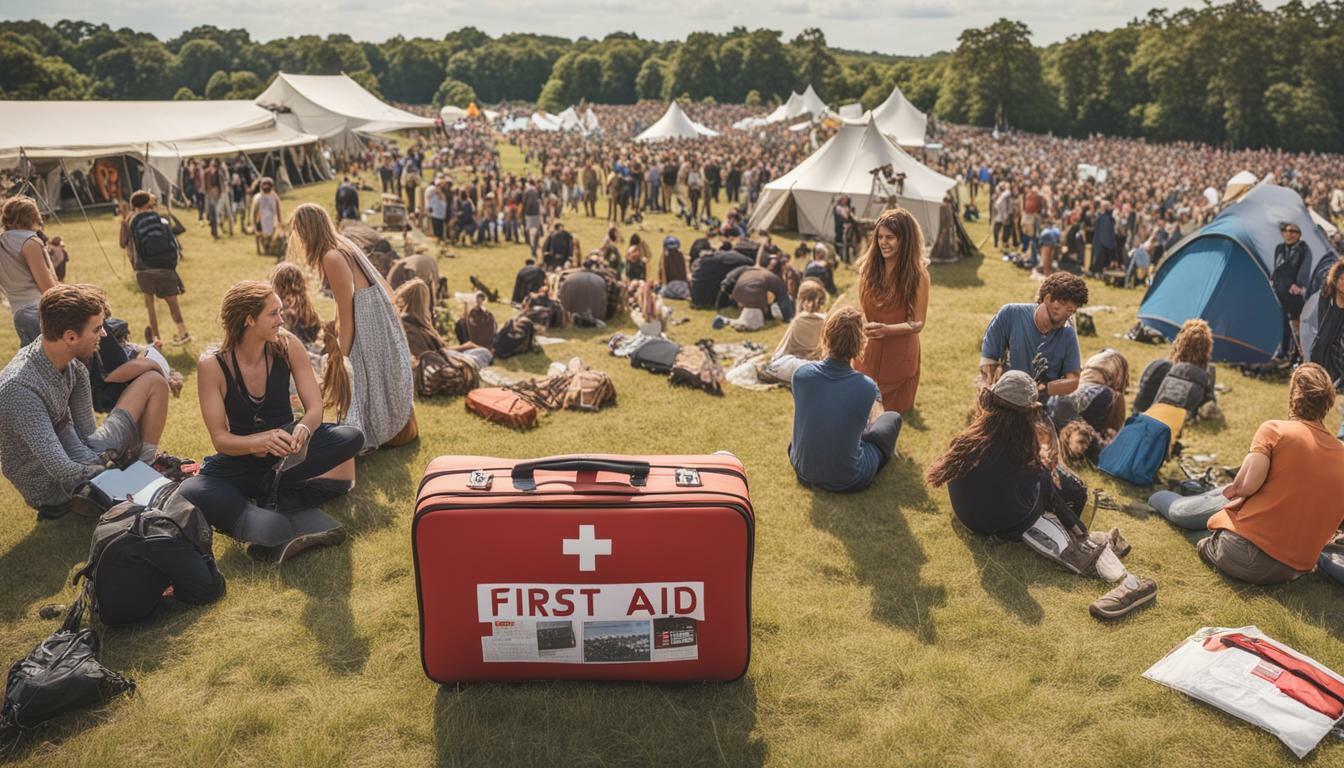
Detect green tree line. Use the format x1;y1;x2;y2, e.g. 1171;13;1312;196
3;1;1343;151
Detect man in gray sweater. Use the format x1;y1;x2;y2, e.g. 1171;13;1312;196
0;284;168;519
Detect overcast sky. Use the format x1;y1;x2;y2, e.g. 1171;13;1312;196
0;0;1296;56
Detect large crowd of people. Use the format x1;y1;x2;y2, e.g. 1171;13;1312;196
2;102;1344;636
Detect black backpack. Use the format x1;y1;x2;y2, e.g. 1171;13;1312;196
630;338;680;374
75;483;214;614
492;316;537;359
130;211;178;270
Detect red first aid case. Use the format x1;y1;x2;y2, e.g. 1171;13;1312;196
413;453;754;683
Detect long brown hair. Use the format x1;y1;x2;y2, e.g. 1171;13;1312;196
288;202;356;278
321;320;352;422
856;207;926;313
926;390;1046;486
269;262;320;333
219;281;286;359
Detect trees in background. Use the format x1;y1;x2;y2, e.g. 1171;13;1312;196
3;4;1344;152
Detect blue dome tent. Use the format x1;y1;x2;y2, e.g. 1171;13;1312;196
1137;184;1337;364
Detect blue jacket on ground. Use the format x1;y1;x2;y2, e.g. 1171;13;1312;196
789;359;881;492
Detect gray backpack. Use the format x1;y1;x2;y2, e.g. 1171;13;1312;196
75;483;214;593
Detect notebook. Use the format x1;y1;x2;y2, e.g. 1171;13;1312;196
89;461;172;505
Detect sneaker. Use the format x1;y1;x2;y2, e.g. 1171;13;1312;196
712;315;727;330
247;526;347;565
1090;577;1158;620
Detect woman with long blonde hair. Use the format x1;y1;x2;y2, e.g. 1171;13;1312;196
269;261;321;346
178;280;364;559
853;207;930;413
288;202;413;450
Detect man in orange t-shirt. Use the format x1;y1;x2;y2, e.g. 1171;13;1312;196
1200;364;1344;584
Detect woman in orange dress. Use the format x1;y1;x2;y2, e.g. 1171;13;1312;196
854;207;930;414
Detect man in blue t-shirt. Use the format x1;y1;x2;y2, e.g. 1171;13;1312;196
980;272;1088;401
789;307;902;493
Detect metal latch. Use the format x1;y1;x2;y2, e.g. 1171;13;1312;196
467;470;493;490
674;468;702;487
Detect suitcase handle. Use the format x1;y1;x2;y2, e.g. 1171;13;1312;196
511;457;650;490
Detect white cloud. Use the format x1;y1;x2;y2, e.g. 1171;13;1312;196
0;0;1299;55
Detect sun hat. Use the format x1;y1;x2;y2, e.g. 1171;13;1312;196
990;370;1038;410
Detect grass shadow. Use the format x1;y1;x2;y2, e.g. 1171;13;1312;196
0;518;90;621
281;542;369;675
432;677;764;767
953;523;1044;625
929;251;985;289
808;458;946;643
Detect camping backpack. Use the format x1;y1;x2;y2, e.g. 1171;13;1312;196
630;338;680;374
1097;413;1172;486
561;369;617;412
413;349;477;398
465;388;537;430
75;483;214;612
1153;362;1212;419
455;307;497;349
670;339;726;396
492;316;537;359
129;211;179;270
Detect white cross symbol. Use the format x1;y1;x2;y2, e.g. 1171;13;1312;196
562;524;611;572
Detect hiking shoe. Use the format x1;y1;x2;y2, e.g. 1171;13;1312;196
1090;577;1158;620
170;333;193;345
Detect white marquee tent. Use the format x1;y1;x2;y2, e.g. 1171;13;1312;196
255;72;435;151
0;100;324;209
858;84;929;149
747;116;956;243
635;102;718;142
734;86;833;130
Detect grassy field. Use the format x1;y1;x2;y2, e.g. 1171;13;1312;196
1;141;1342;767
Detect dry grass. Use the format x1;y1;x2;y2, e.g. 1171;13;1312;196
1;142;1342;767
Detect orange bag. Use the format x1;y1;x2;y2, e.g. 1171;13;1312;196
465;388;537;430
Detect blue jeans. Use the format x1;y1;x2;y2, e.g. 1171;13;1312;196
1149;487;1228;530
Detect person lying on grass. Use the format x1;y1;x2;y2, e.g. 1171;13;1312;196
926;370;1158;620
1149;362;1344;586
178;281;364;560
788;307;901;493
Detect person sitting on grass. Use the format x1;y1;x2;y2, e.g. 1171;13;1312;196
760;279;828;385
926;370;1158;620
0;284;170;519
395;278;492;371
178;281;364;560
980;272;1088;399
1132;318;1219;422
1046;348;1130;436
1149;363;1344;586
120;190;192;346
788;307;902;493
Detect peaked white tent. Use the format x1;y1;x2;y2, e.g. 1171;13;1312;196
797;85;830;118
529;111;562;131
583;107;601;133
859;84;928;149
255;72;435;151
747;116;956;243
0;100;324;209
635;102;718;141
440;105;469;122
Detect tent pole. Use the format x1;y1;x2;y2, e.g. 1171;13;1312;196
58;158;122;280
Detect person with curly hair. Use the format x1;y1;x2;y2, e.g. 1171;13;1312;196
853;207;929;414
1132;318;1218;420
927;370;1157;620
980;271;1088;399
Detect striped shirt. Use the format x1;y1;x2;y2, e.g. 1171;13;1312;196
0;342;103;507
